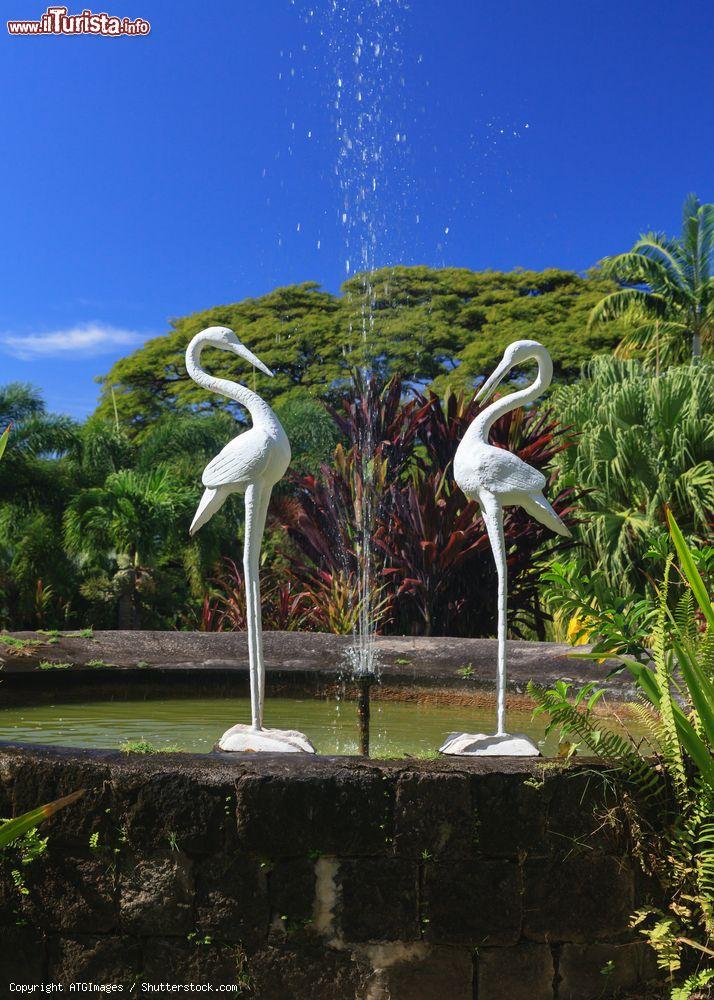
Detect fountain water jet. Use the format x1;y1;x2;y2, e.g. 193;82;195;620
323;1;410;748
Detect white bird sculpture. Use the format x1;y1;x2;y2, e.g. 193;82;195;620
440;340;570;757
186;326;315;753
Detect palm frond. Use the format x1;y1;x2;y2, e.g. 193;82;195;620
587;287;668;331
630;232;689;284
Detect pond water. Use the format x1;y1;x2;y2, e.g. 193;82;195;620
0;695;638;757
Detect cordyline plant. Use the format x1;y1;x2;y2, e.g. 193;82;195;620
273;376;576;638
200;557;311;633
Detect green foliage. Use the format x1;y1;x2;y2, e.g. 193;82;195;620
530;517;714;988
541;558;656;658
0;383;79;501
0;387;250;630
589;194;714;363
273;392;341;477
62;468;201;629
670;969;714;1000
94;267;625;436
550;358;714;600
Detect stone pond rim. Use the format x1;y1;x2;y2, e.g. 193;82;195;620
0;629;637;701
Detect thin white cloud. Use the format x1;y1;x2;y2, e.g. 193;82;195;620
0;322;145;360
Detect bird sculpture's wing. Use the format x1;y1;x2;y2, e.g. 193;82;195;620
482;449;547;496
202;429;272;489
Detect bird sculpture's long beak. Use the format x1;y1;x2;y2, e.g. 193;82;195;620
475;357;510;403
232;343;274;378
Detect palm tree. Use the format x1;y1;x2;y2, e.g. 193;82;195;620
588;194;714;364
0;385;81;627
0;383;78;501
64;468;194;628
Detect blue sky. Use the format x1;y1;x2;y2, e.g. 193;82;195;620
0;0;712;418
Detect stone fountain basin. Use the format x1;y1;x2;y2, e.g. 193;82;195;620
0;743;660;996
0;631;641;756
0;635;660;994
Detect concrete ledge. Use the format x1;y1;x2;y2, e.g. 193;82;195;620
0;630;636;702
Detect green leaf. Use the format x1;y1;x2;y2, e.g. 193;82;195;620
673;638;714;747
0;790;84;850
622;656;714;784
667;509;714;628
0;424;9;461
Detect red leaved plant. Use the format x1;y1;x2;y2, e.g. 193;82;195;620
277;377;576;638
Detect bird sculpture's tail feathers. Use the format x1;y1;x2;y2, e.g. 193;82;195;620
189;487;226;536
524;492;571;538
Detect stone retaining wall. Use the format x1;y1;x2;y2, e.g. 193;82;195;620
0;746;660;999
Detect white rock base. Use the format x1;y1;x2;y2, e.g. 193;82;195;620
438;731;541;757
217;724;317;754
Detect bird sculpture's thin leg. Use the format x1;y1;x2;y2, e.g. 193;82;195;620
252;487;272;718
479;492;508;736
243;483;264;731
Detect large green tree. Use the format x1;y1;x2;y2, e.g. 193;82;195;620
95;267;625;435
589;194;714;364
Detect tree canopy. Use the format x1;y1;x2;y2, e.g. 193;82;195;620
95;266;625;436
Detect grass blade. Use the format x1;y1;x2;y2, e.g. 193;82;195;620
0;789;84;849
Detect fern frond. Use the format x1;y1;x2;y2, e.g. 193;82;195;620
670;968;714;1000
528;682;662;797
695;814;714;931
674;589;697;644
654;561;689;802
628;699;663;751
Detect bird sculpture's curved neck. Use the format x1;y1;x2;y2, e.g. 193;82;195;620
471;346;553;442
186;334;279;432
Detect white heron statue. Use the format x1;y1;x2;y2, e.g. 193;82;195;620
186;326;315;753
439;340;570;757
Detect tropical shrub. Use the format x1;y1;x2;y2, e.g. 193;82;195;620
530;513;714;994
548;358;714;606
0;388;255;630
201;557;311;633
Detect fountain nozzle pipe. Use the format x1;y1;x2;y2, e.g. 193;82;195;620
357;672;376;757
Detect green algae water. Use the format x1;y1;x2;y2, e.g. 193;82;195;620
0;696;577;756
